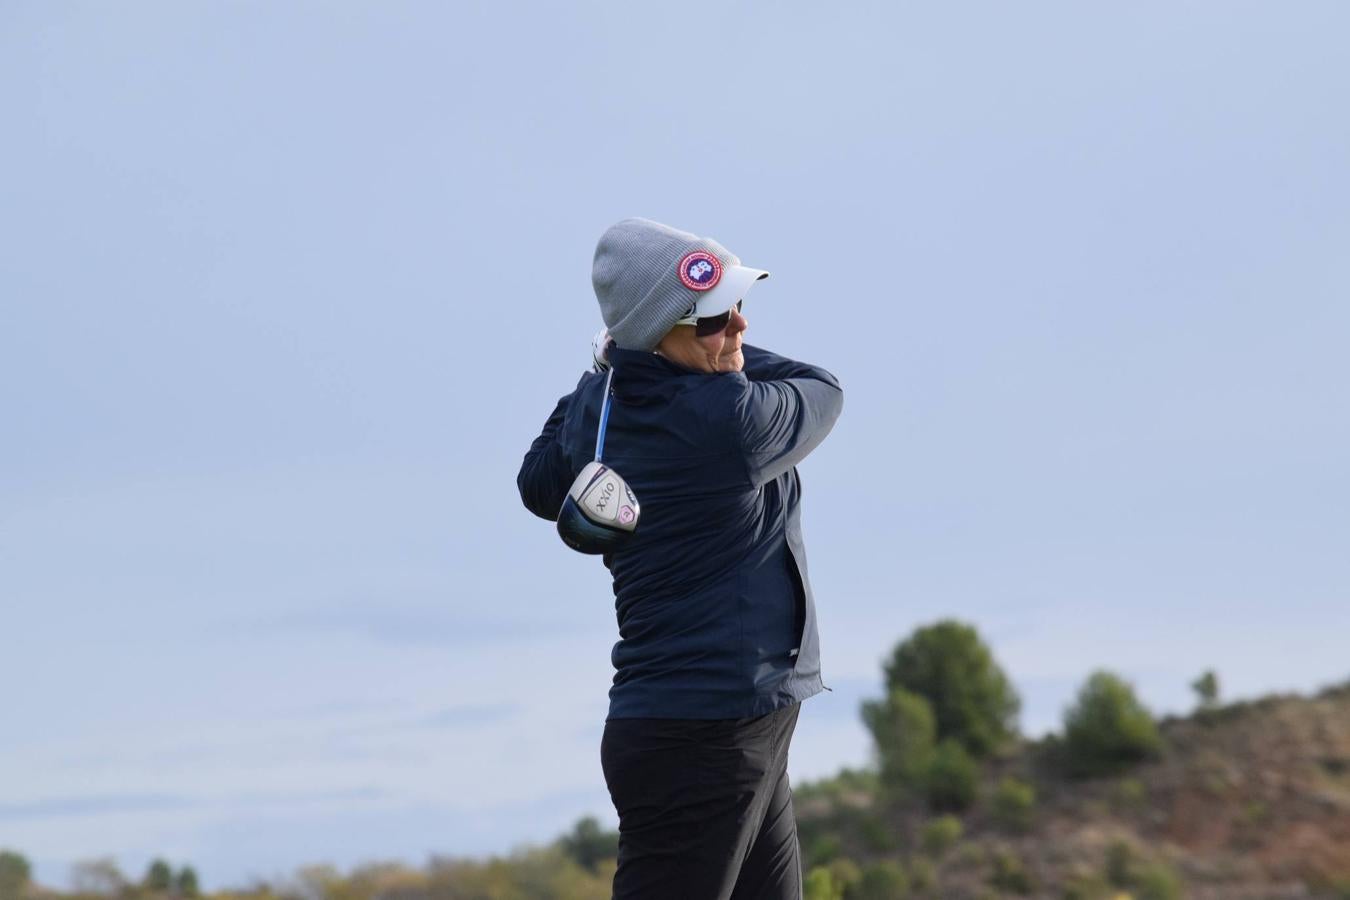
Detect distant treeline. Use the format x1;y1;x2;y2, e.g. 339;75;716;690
9;619;1350;899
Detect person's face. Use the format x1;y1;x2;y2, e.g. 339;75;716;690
655;303;749;374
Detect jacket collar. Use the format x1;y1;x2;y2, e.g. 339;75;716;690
607;347;704;402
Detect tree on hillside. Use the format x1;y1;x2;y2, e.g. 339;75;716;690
71;859;127;897
880;619;1021;757
1191;669;1220;712
1063;670;1162;777
175;866;200;898
558;816;619;873
144;859;173;892
861;686;936;795
0;850;32;898
921;738;980;812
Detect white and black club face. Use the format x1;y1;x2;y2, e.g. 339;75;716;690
571;462;639;533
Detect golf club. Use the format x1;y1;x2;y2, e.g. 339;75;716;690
557;366;641;554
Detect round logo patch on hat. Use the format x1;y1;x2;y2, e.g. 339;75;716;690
678;251;722;291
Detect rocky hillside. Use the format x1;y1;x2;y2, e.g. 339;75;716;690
795;681;1350;899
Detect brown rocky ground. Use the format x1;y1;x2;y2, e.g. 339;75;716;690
795;681;1350;899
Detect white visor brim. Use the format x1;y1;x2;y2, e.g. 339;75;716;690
690;265;770;318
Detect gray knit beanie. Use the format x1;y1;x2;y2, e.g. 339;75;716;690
592;218;759;351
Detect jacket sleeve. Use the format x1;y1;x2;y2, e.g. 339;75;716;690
733;344;844;487
517;392;574;521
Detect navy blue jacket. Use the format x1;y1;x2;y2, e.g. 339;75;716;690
517;344;843;719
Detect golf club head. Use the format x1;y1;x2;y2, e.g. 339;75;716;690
557;461;640;554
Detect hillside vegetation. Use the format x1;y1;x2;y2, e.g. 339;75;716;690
5;620;1349;900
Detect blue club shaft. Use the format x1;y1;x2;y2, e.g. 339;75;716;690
594;366;615;462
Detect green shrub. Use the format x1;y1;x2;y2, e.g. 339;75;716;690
1061;870;1112;900
805;865;845;900
920;815;963;857
880;620;1021;758
907;856;936;893
827;858;863;896
1103;847;1182;899
1191;669;1220;711
809;834;844;868
144;859;173;892
797;768;883;808
175;866;201;899
850;860;910;899
1110;777;1145;810
1104;840;1136;886
991;776;1036;833
988;849;1033;895
1063;671;1162;777
558;816;619;873
0;852;32;899
922;739;979;812
70;859;127;895
955;841;987;868
858;815;895;852
1134;861;1184;900
862;687;937;796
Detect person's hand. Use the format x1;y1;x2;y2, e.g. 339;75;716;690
591;327;613;372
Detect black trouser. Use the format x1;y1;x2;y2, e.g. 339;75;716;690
600;702;802;900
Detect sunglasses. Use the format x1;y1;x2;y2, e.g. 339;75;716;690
675;299;744;337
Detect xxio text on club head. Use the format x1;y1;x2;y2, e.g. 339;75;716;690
556;462;641;554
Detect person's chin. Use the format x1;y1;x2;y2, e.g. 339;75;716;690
720;349;744;372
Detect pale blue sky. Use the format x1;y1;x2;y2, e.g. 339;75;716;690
2;1;1348;892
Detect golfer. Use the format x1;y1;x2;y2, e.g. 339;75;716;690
517;217;843;899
